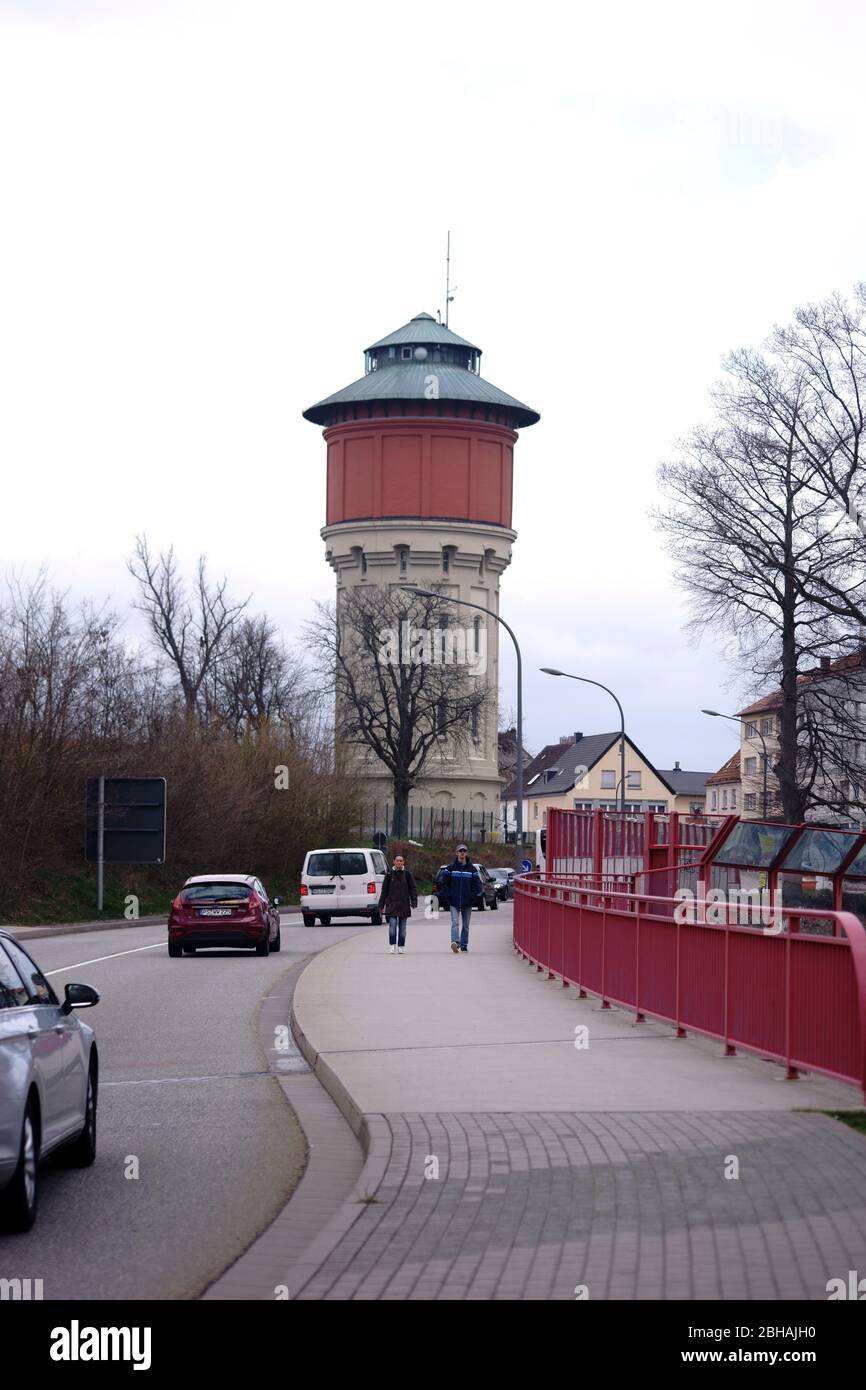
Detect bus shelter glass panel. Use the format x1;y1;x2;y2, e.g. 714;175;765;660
781;828;855;874
712;821;791;868
843;841;866;878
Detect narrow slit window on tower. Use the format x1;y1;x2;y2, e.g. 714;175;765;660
437;699;447;736
399;547;409;574
471;705;479;741
361;552;367;576
442;548;449;574
401;346;412;360
473;615;481;655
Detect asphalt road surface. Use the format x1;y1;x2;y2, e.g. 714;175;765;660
0;917;367;1300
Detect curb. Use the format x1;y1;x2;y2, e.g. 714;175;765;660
284;972;392;1296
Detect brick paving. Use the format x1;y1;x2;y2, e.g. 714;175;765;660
292;1110;866;1300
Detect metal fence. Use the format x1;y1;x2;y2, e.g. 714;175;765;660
354;804;531;844
513;876;866;1099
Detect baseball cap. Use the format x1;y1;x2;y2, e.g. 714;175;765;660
456;844;468;852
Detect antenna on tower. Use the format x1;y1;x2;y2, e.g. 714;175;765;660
445;230;456;327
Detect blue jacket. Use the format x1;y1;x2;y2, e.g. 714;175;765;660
437;859;482;910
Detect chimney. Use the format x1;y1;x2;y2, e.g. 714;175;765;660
821;656;831;672
674;760;681;771
574;732;582;743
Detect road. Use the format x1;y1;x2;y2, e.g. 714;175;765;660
0;917;367;1300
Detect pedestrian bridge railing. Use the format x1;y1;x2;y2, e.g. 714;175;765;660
513;874;866;1099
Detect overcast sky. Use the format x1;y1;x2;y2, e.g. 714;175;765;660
2;0;865;772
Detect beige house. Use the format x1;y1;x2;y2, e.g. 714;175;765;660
501;732;709;829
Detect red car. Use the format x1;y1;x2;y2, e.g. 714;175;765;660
167;875;282;957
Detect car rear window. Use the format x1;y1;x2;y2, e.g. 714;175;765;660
307;853;337;877
306;852;369;877
182;882;251;903
338;853;368;876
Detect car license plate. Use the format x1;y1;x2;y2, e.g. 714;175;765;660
199;907;232;916
311;887;334;895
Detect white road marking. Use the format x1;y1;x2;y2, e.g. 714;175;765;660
45;942;164;975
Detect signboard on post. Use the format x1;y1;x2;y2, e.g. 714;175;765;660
86;778;167;911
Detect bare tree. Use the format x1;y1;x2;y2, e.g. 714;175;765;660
217;613;311;738
128;535;249;720
655;353;860;821
307;585;491;835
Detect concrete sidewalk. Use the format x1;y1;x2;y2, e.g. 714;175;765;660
286;908;866;1300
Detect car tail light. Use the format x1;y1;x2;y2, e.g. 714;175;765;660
248;893;260;914
367;881;376;894
300;884;308;896
171;895;183;911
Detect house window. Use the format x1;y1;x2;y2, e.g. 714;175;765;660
722;790;728;809
731;789;737;809
573;800;593;810
745;793;756;811
601;770;616;789
761;718;773;735
626;771;641;790
744;757;757;776
399;548;409;574
533;802;539;820
647;802;667;813
746;722;757;737
442;548;450;574
711;791;718;809
401;346;412;360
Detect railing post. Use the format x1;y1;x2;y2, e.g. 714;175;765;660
635;894;645;1022
784;925;799;1080
675;913;686;1037
723;915;736;1056
601;898;610;1008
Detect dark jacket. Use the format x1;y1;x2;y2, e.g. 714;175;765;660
379;869;418;919
436;858;482;910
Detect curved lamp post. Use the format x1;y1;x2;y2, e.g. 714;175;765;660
400;585;526;875
541;668;627;811
702;708;769;818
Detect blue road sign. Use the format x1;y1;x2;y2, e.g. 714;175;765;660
521;859;533;873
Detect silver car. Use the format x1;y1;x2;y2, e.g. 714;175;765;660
0;930;100;1232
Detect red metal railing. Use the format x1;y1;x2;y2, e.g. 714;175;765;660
513;875;866;1098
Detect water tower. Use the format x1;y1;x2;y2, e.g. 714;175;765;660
304;311;539;822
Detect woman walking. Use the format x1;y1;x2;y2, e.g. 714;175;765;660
378;855;418;954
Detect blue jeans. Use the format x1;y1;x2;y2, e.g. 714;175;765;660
388;916;407;947
450;904;471;949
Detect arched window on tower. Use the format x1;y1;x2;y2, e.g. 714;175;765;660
442;547;450;575
361;551;368;577
399;547;409;574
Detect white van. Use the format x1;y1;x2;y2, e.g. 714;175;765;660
300;847;388;926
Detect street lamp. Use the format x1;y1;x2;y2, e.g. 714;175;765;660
702;708;769;818
400;585;526;875
541;668;626;811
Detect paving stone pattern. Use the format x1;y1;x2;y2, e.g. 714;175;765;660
294;1110;866;1300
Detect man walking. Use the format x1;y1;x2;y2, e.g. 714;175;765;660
378;854;418;954
437;845;482;954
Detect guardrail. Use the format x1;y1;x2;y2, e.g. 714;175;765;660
513;874;866;1099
